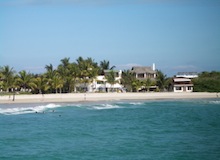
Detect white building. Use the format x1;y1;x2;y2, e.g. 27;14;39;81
172;72;198;92
87;70;125;92
173;78;194;92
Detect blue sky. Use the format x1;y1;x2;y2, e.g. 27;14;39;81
0;0;220;76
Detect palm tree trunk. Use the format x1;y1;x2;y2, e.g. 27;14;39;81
59;88;62;94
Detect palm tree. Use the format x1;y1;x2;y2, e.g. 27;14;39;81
121;70;135;92
144;78;152;92
99;60;115;75
0;72;3;91
60;57;71;68
51;74;63;93
164;77;173;91
132;79;142;92
0;65;15;92
156;70;167;91
32;75;49;94
15;70;35;92
105;70;117;92
57;57;71;93
45;63;57;93
77;57;99;92
68;63;80;92
45;64;56;79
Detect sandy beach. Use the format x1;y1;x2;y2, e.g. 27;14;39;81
0;92;219;104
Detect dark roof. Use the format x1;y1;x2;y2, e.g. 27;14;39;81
131;66;156;74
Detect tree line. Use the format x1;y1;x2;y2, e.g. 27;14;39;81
0;57;169;94
193;71;220;92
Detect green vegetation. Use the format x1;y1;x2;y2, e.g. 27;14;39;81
193;71;220;92
0;57;101;94
0;57;165;94
121;70;135;92
2;57;217;94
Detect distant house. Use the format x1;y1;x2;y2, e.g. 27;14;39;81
173;78;193;92
131;63;156;80
131;64;158;91
172;72;197;92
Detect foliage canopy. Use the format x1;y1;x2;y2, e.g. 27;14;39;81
193;71;220;92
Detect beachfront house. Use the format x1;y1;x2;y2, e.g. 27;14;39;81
172;72;198;92
131;64;156;80
131;64;158;91
173;77;193;92
87;70;124;92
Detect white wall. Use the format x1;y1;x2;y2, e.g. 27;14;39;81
174;86;193;93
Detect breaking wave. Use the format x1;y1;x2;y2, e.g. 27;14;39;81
90;104;122;110
208;100;220;105
129;102;144;105
0;103;61;115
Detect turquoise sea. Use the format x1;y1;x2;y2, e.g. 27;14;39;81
0;99;220;160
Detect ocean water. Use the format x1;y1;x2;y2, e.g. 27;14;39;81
0;99;220;160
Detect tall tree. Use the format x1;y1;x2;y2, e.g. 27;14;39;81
76;57;99;91
156;70;167;91
0;72;3;90
105;70;117;92
132;79;142;92
45;64;56;79
45;63;57;93
121;70;135;92
15;70;35;92
68;62;80;92
164;77;173;91
57;57;71;93
32;75;49;94
99;60;115;75
144;78;152;92
193;71;220;92
51;73;63;93
0;65;15;92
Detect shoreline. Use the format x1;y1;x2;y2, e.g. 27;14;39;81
0;92;219;104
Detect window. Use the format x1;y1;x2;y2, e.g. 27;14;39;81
188;86;192;90
97;81;104;84
176;87;182;90
137;73;144;78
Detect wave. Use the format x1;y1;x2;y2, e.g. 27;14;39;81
0;103;61;115
129;102;144;105
88;101;145;110
208;100;220;105
90;104;122;110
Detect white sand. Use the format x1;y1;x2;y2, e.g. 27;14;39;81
0;92;219;104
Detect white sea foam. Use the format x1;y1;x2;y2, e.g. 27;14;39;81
91;104;121;110
129;102;144;105
0;103;61;115
209;100;220;104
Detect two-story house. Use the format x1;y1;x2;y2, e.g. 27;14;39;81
173;72;197;92
131;63;156;80
130;63;157;91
